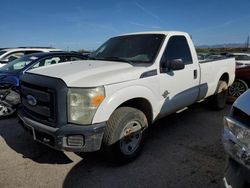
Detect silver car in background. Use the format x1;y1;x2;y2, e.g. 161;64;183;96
223;89;250;188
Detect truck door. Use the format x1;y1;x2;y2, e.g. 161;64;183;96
158;35;200;117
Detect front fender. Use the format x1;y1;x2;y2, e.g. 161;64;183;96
1;75;19;87
92;85;157;124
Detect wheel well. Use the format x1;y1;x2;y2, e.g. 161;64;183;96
118;98;153;124
219;73;229;84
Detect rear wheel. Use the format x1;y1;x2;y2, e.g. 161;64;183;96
228;79;248;98
103;107;148;163
209;80;228;110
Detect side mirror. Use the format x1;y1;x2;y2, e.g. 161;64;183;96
165;59;185;71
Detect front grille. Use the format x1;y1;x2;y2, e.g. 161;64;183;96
20;73;68;128
21;81;57;127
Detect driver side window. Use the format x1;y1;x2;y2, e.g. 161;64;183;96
160;36;193;72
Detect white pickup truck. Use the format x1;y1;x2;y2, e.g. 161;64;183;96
18;31;235;162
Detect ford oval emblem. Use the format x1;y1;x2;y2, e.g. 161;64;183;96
27;95;37;106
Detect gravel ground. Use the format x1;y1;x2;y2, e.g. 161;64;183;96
0;103;230;188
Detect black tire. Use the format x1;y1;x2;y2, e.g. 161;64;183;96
102;107;148;163
228;79;248;98
209;80;228;110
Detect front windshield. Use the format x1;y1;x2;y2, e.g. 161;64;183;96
0;55;38;73
90;34;165;64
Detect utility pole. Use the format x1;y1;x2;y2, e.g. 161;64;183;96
246;36;249;49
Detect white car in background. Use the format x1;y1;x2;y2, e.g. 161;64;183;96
0;47;61;67
227;53;250;66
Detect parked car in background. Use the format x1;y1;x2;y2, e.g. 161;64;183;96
223;89;250;188
228;65;250;98
197;53;209;61
206;54;225;61
18;31;235;162
197;53;227;62
0;52;87;116
0;47;61;67
227;53;250;66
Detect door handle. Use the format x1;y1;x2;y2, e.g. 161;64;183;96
194;69;197;79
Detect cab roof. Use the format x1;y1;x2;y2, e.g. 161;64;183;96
119;31;188;36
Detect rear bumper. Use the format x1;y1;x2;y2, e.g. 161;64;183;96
18;108;106;152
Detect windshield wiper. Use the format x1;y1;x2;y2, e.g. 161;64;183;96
87;56;133;64
101;56;133;64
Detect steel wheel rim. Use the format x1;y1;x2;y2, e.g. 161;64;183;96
228;81;247;97
119;120;143;155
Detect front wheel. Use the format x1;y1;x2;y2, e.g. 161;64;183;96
102;107;148;163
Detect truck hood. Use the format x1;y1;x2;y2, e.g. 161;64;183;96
27;60;148;87
233;89;250;116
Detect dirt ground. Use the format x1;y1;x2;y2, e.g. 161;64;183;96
0;103;230;188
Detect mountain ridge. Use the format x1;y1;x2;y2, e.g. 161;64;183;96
197;43;246;48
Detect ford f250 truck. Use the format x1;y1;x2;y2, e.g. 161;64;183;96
18;31;235;162
223;89;250;188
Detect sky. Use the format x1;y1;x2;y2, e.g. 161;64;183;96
1;0;250;51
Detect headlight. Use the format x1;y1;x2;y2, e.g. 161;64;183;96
67;87;105;125
224;117;250;150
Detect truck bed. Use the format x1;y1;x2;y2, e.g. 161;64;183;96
199;57;235;99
